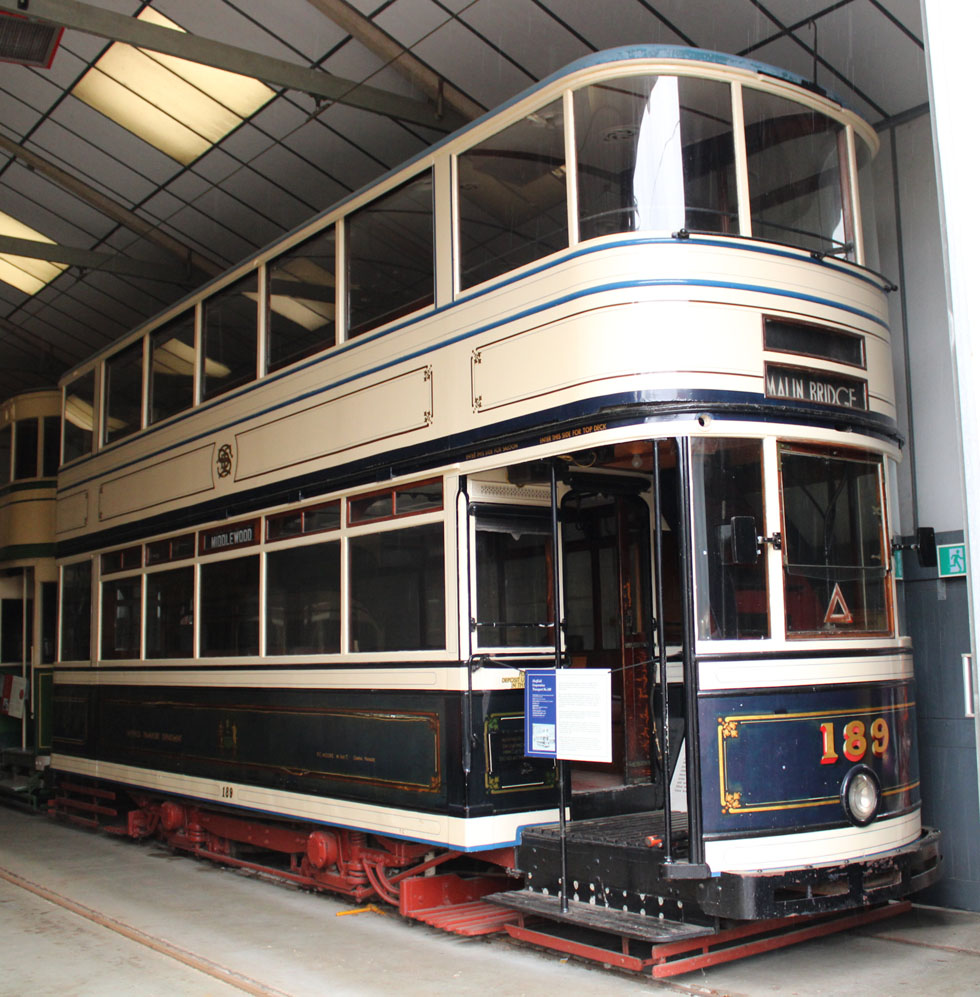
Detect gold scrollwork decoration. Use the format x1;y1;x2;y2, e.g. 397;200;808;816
722;791;743;813
718;717;739;739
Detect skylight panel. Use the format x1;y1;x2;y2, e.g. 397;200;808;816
0;211;67;295
72;7;274;166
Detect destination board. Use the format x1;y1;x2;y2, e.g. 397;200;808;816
765;363;867;410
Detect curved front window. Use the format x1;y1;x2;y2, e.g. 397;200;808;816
691;440;893;641
742;89;848;256
575;75;737;240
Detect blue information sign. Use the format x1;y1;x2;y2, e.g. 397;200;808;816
524;669;558;758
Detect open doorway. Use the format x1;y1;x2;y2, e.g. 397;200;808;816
559;441;683;815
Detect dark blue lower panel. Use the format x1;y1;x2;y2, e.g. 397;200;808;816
52;683;558;820
699;680;920;837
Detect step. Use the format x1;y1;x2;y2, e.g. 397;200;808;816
409;899;521;936
487;890;714;943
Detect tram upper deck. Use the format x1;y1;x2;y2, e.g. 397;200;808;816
55;46;892;548
1;390;60;563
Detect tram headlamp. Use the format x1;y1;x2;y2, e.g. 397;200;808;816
841;765;880;826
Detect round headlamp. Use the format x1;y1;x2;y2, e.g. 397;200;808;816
841;765;881;826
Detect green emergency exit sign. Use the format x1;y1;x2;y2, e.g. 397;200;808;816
938;543;967;578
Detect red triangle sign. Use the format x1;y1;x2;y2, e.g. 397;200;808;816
824;582;853;624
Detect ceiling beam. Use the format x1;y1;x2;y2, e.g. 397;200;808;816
0;133;222;278
305;0;484;122
0;235;193;283
0;0;462;130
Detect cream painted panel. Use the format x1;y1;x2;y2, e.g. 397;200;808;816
471;301;756;413
51;754;556;849
99;443;215;521
234;365;433;481
704;810;920;872
56;491;88;533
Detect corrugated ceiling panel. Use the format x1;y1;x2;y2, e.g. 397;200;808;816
413;18;532;109
461;0;588;81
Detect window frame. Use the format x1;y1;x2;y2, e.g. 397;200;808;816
66;478;456;666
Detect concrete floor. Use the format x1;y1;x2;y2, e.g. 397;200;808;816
0;804;977;996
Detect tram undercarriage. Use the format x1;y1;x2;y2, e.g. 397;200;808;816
46;770;941;978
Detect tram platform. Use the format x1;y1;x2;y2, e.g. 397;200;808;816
0;802;976;996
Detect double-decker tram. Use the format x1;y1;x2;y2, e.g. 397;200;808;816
0;390;60;806
50;46;940;974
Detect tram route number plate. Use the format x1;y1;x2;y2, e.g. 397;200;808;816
765;363;867;410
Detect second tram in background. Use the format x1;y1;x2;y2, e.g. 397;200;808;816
47;45;940;975
0;390;59;807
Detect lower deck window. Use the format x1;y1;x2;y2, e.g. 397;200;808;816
349;524;444;651
692;438;769;640
200;556;259;656
101;575;141;659
780;447;890;635
474;507;553;647
61;561;92;661
146;566;194;658
266;541;341;654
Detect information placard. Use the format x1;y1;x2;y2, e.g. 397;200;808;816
524;668;612;763
524;670;557;757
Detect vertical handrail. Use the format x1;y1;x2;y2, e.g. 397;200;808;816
550;461;569;913
459;480;474;787
677;439;704;865
653;440;672;862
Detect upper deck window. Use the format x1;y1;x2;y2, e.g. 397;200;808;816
201;272;258;402
347;172;434;338
63;371;95;464
458;98;567;290
0;425;9;484
743;89;849;257
13;417;38;480
575;76;736;241
104;339;144;445
856;139;880;271
42;416;59;477
150;311;196;425
267;226;336;372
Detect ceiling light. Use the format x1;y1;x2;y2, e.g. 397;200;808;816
72;8;274;166
0;210;67;295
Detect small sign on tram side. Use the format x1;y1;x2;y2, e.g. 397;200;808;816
524;668;612;763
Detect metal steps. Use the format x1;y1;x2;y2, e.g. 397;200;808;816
409;898;521;936
487;889;712;942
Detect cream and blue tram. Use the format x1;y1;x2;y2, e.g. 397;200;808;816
0;390;60;805
51;46;940;927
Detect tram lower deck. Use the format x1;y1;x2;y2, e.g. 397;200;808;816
50;427;942;928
